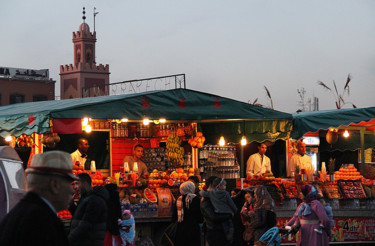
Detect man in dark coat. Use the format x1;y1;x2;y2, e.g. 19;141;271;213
200;176;232;246
0;151;78;246
69;173;109;246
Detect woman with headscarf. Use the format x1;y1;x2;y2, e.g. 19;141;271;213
242;186;276;244
173;181;203;246
285;184;331;246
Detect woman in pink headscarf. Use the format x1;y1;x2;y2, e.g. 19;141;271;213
173;181;203;246
286;184;331;246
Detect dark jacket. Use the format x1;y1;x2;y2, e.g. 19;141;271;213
200;196;232;231
0;192;69;246
172;195;203;246
69;186;109;246
231;190;247;246
105;184;121;235
200;190;237;214
242;208;276;242
201;196;232;246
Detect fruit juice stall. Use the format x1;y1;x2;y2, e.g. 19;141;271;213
246;107;375;245
0;88;293;244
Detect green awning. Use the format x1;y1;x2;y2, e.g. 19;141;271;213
0;89;292;138
318;132;375;151
292;107;375;139
0;112;50;137
200;120;292;144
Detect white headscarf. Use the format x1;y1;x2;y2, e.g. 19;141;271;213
177;181;197;222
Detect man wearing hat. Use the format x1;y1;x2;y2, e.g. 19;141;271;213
0;151;77;246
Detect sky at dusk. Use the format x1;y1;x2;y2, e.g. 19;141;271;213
1;0;374;113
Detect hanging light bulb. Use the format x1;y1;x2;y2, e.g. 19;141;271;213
143;118;150;125
5;136;12;142
219;136;226;146
121;118;128;122
159;118;166;123
241;136;247;146
343;129;350;138
85;125;92;133
82;117;89;126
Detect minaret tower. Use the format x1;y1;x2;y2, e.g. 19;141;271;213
60;7;110;99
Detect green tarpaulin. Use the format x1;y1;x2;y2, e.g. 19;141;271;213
0;89;292;139
292;107;375;139
318;132;375;151
200;120;292;144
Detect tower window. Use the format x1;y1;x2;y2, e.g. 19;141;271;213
10;94;25;104
86;51;92;63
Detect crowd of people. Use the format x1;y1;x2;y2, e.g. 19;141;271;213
0;145;331;246
170;175;332;246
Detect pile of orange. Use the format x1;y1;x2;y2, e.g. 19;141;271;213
72;170;104;186
188;132;205;148
323;182;341;199
334;165;362;180
281;180;299;198
57;209;72;219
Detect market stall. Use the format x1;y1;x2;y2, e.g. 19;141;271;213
250;107;375;244
0;88;293;244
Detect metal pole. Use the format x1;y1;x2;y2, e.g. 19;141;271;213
241;145;244;178
93;7;96;32
360;128;365;176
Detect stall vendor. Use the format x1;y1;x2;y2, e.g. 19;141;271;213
246;143;271;177
288;141;314;179
71;138;90;170
123;144;149;178
246;142;272;177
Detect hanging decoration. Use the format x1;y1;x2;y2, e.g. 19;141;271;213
188;132;205;148
178;97;186;109
326;128;339;145
141;97;150;108
16;134;34;148
213;97;221;108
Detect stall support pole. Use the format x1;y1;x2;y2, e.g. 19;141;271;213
191;123;198;169
240;145;244;178
360;128;365;176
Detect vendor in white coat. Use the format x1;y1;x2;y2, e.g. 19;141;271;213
288;140;314;179
246;143;272;177
71;138;90;170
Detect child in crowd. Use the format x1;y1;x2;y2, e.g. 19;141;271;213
314;198;334;235
200;177;237;243
118;210;135;246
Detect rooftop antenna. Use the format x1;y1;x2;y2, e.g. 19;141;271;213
94;7;99;32
82;7;86;23
93;7;99;64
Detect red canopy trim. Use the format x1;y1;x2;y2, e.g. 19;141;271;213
52;119;82;134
